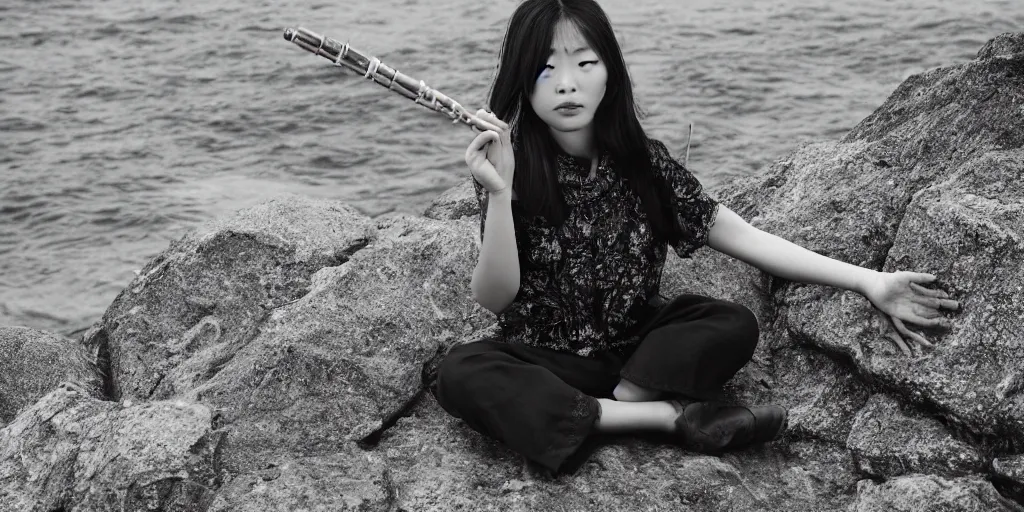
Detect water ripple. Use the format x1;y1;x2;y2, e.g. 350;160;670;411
2;0;1020;333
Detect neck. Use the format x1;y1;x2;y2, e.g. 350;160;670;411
550;125;597;160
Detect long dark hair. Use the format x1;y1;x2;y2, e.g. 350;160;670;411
487;0;687;246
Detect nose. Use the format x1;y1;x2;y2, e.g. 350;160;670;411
554;69;577;94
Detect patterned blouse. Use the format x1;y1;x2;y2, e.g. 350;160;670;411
472;138;720;357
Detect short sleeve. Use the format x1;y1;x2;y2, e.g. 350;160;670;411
649;138;720;258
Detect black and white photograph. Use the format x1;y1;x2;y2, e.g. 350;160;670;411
2;0;1023;509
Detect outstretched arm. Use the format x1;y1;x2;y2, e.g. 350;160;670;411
707;206;877;294
706;205;958;355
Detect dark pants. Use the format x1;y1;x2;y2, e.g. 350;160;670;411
430;294;759;473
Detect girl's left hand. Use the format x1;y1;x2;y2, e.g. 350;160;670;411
862;271;959;357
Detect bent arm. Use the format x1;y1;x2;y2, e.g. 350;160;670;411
706;205;880;295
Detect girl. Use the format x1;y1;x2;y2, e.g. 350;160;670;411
432;0;957;475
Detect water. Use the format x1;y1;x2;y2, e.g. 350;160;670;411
1;0;1020;335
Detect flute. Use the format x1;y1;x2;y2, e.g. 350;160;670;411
284;27;489;131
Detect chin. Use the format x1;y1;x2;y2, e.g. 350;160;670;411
548;116;594;132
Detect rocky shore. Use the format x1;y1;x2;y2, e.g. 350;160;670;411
2;32;1023;511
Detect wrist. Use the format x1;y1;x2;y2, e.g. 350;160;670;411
856;268;883;298
489;183;513;201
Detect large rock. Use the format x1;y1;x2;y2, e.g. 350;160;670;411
789;150;1024;446
85;196;496;474
0;327;104;426
847;394;985;477
849;474;1024;512
424;183;485;222
206;448;391;511
186;212;495;473
89;198;376;403
738;344;869;445
0;382;221;511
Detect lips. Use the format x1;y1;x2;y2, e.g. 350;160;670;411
555;102;583;110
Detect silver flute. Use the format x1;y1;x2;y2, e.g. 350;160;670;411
284;27;489;131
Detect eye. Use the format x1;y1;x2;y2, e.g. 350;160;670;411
580;60;598;67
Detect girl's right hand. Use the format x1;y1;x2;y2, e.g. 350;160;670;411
465;108;515;195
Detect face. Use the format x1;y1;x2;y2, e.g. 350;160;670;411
529;18;608;137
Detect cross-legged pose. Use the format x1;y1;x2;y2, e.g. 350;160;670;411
431;0;957;474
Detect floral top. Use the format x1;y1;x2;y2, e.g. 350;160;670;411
472;138;720;357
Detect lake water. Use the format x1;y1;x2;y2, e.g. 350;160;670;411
1;0;1020;335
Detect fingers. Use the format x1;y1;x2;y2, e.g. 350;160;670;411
892;317;934;349
911;294;960;312
913;303;942;319
471;108;509;133
876;311;913;356
905;297;957;325
465;130;500;162
906;272;937;284
480;107;509;130
904;313;951;329
909;282;948;298
908;282;959;310
885;331;913;357
471;108;513;167
472;129;500;149
469;113;501;134
883;316;935;359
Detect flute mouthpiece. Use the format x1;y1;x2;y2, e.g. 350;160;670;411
283;28;295;41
